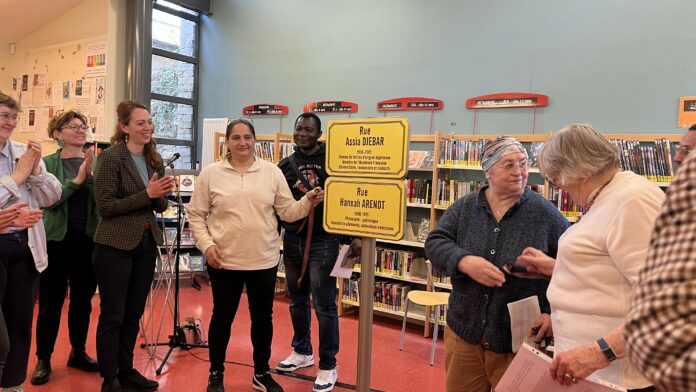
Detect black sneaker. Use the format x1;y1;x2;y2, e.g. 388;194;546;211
207;371;224;392
252;372;283;392
118;368;159;390
67;349;99;372
30;358;51;385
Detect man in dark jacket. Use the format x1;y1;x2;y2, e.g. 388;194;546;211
276;113;340;392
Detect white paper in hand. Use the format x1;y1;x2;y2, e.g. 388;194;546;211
507;295;541;353
330;244;354;279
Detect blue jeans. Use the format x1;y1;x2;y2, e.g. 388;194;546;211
283;231;340;370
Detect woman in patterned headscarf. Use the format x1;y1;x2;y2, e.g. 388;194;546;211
425;137;569;392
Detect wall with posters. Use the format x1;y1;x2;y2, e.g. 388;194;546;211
0;0;109;152
198;0;696;138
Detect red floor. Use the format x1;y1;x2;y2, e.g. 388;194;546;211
22;282;446;391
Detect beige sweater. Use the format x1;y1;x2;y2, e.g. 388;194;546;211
188;157;311;270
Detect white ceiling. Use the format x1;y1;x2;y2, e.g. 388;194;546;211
0;0;85;43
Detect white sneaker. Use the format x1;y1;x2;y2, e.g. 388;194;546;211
3;386;24;392
276;351;314;372
313;368;337;392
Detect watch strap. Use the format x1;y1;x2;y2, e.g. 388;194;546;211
597;338;617;362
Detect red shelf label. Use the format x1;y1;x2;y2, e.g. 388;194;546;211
466;93;548;109
304;101;358;114
377;97;443;112
242;104;289;116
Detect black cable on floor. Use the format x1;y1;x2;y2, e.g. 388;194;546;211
183;347;384;391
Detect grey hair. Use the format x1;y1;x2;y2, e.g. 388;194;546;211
538;123;619;184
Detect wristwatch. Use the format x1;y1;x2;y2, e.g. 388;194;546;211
597;338;617;362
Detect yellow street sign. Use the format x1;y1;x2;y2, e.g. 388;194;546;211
323;177;406;240
326;118;409;179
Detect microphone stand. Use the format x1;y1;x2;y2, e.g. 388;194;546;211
153;163;208;375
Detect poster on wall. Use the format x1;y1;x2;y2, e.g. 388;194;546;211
678;96;696;128
86;41;107;78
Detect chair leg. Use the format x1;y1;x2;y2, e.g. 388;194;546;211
400;297;410;351
430;305;441;366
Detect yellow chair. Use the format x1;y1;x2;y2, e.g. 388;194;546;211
399;260;450;365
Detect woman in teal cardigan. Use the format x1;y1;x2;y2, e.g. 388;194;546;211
30;110;100;386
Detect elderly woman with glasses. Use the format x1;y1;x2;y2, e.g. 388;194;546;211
515;124;664;391
425;137;569;392
29;111;100;386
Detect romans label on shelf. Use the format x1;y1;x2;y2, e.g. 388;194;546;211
377;97;443;112
465;93;549;109
323;177;406;240
678;96;696;127
303;100;358;113
242;103;288;116
326;117;409;178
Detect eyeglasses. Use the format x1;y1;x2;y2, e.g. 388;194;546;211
676;145;693;156
62;124;89;132
0;113;20;122
544;175;560;188
497;159;529;172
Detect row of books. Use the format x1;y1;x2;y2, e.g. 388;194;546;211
438;139;488;166
341;277;413;312
278;142;295;161
255;142;275;161
435;180;484;207
375;249;425;278
432;270;451;286
405;179;432;204
546;186;582;218
611;139;674;182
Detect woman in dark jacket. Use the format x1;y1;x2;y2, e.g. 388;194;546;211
92;101;174;392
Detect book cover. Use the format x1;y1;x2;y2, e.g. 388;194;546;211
178;175;196;192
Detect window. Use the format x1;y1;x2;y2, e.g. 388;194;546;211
151;0;200;169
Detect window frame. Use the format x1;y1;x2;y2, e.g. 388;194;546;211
151;1;201;168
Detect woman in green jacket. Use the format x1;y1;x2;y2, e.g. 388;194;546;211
30;110;100;386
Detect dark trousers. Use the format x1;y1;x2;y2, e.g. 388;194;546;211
0;306;8;382
207;264;278;375
93;233;156;380
36;230;97;359
283;232;340;370
0;230;39;388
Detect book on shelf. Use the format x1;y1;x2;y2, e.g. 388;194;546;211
217;135;226;161
341;276;412;313
408;150;431;169
528;142;544;169
278;142;295;161
435;177;484;208
177;175;195;192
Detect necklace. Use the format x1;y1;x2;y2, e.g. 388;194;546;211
579;174;615;220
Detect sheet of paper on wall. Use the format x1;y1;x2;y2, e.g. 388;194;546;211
50;82;64;108
507;295;541;353
33;108;50;135
86;41;107;78
74;79;92;107
495;343;626;392
32;74;45;89
93;77;105;105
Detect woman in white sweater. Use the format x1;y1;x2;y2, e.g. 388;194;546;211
188;119;323;392
516;124;663;392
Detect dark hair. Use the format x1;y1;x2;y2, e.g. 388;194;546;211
0;92;20;111
111;100;163;168
689;124;696;131
225;118;256;139
295;112;321;132
48;110;87;139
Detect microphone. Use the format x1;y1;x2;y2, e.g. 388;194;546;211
164;153;181;167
